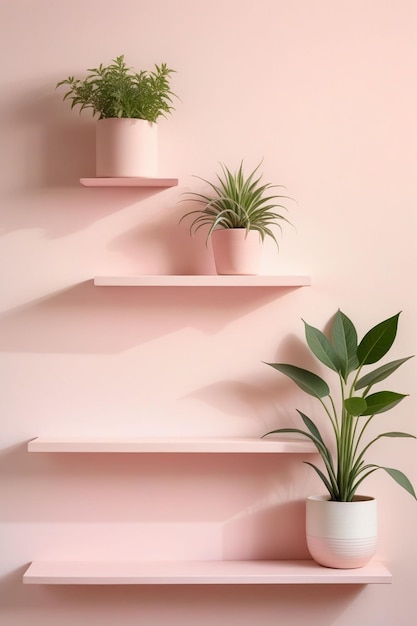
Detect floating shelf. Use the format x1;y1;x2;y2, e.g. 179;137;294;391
23;559;392;585
27;436;316;454
93;275;311;287
80;177;179;188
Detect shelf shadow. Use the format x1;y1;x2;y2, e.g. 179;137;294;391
0;444;310;524
222;499;309;561
0;280;296;354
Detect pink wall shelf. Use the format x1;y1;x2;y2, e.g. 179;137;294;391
93;275;311;287
27;436;316;454
80;177;178;187
23;559;392;585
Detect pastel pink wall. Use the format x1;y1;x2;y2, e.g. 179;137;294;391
1;0;416;624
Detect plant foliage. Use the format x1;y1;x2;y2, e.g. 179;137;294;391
56;55;177;122
263;310;416;502
179;161;293;247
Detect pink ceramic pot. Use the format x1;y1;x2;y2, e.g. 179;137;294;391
211;229;262;275
96;118;158;177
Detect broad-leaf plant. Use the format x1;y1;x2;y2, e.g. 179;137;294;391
180;161;293;247
263;310;416;501
57;55;176;122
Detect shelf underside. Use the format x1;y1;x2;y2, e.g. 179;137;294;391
23;560;392;585
27;436;316;454
93;275;311;287
80;177;178;187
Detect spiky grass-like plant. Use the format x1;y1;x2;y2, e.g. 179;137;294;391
57;55;176;122
180;161;293;247
263;310;416;502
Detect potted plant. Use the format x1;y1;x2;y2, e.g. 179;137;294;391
56;54;177;177
179;161;293;275
263;309;416;568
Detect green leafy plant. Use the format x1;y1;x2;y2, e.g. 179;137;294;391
263;310;416;502
56;55;177;122
179;161;293;247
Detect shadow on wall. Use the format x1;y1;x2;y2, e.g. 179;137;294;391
107;195;218;276
41;118;96;186
222;499;309;560
0;445;313;525
1;185;182;239
0;281;296;354
178;378;283;434
4;85;96;188
2;86;97;188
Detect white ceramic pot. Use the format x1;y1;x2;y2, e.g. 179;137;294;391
211;229;262;275
306;495;377;569
96;118;158;177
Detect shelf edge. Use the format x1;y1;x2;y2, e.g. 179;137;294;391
80;177;178;188
93;275;312;287
23;559;392;585
27;436;317;454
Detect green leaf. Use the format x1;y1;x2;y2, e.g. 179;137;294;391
296;409;326;444
331;310;358;380
266;363;330;398
262;427;321;449
348;465;380;500
348;432;416;482
262;427;310;440
355;356;414;390
379;431;416;439
362;431;416;454
262;426;338;496
304;461;337;499
380;466;417;499
360;391;407;415
344;396;367;416
357;313;400;365
297;410;337;476
303;321;340;372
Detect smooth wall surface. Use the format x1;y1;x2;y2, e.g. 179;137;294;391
1;1;416;624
